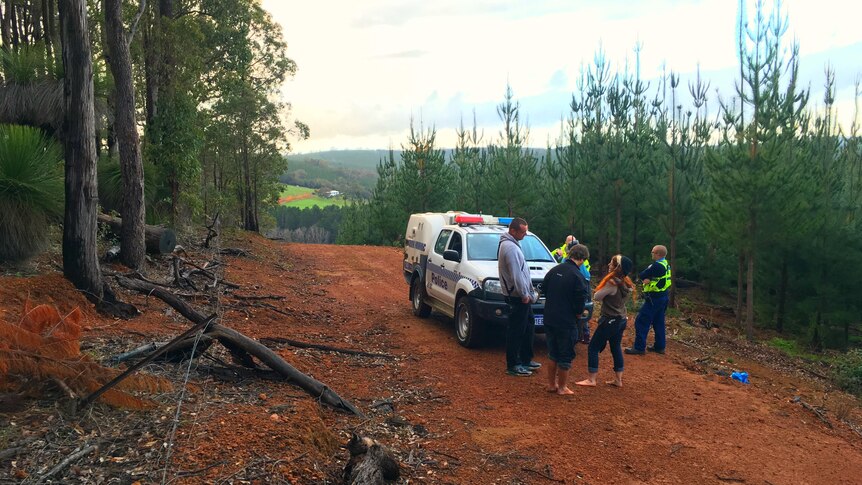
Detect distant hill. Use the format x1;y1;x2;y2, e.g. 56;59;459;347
282;148;554;200
288;150;400;171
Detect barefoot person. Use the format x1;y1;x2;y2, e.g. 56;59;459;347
577;255;635;388
541;244;590;394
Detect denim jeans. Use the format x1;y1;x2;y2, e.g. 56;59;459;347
587;315;627;373
633;294;668;351
505;300;535;369
545;325;577;369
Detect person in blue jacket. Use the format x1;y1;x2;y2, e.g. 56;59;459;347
626;245;672;355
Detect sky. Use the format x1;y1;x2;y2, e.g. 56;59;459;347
261;0;862;153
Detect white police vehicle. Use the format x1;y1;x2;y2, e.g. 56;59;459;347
403;212;559;348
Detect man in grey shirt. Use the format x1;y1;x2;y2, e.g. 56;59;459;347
498;217;540;376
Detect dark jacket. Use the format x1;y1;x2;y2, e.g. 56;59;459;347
542;260;589;328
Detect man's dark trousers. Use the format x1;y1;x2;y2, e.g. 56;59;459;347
633;294;668;351
506;300;534;369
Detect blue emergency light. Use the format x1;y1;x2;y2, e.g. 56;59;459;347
497;217;513;225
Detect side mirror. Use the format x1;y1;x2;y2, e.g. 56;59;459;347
443;249;460;262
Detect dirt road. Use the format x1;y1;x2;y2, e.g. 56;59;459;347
3;236;859;483
221;239;861;484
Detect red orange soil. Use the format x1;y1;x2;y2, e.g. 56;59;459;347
278;193;314;204
1;235;861;483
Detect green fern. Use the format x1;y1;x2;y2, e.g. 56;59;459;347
0;124;64;262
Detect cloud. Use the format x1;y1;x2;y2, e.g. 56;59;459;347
262;0;862;152
374;49;428;59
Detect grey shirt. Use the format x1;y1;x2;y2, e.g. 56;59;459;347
594;280;632;318
497;232;537;302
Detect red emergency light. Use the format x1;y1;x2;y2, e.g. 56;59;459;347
454;214;484;225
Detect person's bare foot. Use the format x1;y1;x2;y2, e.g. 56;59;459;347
546;386;558;393
606;380;623;387
557;386;575;395
575;379;596;387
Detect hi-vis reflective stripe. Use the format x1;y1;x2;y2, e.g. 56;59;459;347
643;259;671;293
426;261;480;289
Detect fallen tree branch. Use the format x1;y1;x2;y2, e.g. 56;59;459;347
794;397;833;428
248;302;292;316
80;314;218;410
37;444;98;482
260;337;396;360
115;276;365;416
715;473;746;482
230;294;285;301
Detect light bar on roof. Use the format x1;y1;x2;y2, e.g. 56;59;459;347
454;214;484;225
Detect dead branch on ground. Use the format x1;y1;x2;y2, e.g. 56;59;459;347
261;337;395;359
115;276;364;416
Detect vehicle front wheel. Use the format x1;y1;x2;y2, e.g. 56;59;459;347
411;277;432;317
455;296;483;348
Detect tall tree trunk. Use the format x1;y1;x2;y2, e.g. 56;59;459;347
745;246;755;341
242;133;256;231
735;250;744;327
775;255;787;333
59;0;104;301
104;0;146;269
0;2;8;48
47;0;58;58
143;15;158;125
31;0;42;42
8;0;18;47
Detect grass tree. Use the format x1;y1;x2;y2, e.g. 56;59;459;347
0;124;63;261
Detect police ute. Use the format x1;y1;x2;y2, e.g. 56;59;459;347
403;212;558;347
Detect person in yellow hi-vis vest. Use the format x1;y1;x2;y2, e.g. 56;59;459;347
625;245;671;355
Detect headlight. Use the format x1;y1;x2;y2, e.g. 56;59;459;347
483;278;503;295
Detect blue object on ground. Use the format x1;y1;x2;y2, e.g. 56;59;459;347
730;371;749;384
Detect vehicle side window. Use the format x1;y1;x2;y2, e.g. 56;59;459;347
434;229;452;255
447;232;463;258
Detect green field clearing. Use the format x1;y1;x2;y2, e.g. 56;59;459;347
278;184;349;208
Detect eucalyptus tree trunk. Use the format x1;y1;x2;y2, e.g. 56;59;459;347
31;0;42;42
104;0;146;269
59;0;104;300
0;2;8;48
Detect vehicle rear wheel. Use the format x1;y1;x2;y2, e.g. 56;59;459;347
411;277;431;317
455;296;483;348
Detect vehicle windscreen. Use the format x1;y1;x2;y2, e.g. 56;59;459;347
466;234;554;262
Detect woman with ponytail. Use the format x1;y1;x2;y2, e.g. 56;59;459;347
576;254;636;388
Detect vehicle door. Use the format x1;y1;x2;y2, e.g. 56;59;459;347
435;230;464;309
426;229;453;303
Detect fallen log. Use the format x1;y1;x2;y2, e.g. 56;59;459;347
98;213;176;254
115;276;365;416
